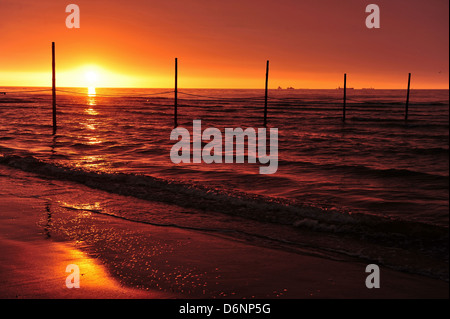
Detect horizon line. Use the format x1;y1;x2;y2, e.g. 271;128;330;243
0;85;449;90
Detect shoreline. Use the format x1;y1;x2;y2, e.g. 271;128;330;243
0;165;448;299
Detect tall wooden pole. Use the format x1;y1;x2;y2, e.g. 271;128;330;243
405;73;411;121
264;60;269;127
343;73;347;122
174;58;178;128
52;42;57;134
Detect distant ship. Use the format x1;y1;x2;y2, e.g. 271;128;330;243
337;87;354;90
277;86;295;90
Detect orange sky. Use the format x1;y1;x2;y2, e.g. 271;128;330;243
0;0;448;89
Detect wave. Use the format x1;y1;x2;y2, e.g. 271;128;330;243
1;153;448;280
0;98;36;104
346;116;449;127
1;154;447;236
277;158;449;181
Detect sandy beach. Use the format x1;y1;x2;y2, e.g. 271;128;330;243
0;165;447;299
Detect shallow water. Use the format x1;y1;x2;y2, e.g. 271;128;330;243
1;87;448;225
0;87;449;280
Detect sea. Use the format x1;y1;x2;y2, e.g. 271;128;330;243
0;87;448;281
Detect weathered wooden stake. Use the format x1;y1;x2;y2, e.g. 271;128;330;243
174;58;178;128
343;73;347;122
405;73;411;121
264;60;269;127
52;42;57;134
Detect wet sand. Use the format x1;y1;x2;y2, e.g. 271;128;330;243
0;165;448;299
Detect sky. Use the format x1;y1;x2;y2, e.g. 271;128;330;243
0;0;448;89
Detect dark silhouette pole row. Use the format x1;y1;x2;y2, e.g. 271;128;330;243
341;72;412;123
173;59;271;128
343;73;347;122
174;57;178;128
264;60;269;127
48;43;414;130
405;73;411;121
52;42;57;134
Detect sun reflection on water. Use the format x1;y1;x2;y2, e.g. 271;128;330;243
87;86;96;97
85;107;99;116
87;136;101;144
73;155;111;172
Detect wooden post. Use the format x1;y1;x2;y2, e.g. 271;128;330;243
343;73;347;122
174;58;178;128
264;60;269;127
405;73;411;121
52;42;57;134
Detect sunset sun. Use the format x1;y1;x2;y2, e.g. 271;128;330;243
85;71;98;85
84;69;100;95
